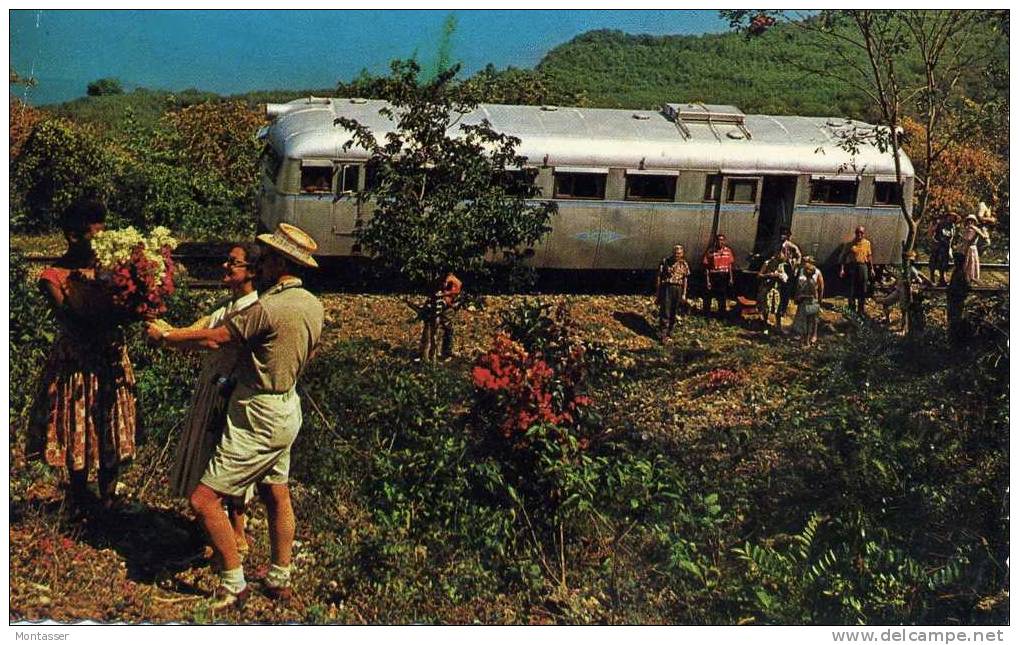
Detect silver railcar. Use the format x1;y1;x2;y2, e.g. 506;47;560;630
258;98;913;269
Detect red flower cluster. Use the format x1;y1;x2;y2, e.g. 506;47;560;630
472;333;591;441
105;245;176;320
749;13;776;36
704;367;747;392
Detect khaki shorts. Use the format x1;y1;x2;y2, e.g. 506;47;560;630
201;385;302;497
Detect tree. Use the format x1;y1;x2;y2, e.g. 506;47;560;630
159;100;264;189
10;96;45;159
901;116;1005;221
466;65;589;107
11;119;120;231
335;60;556;353
86;77;124;96
721;10;1006;334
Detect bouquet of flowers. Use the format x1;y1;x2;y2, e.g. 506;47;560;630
90;226;180;320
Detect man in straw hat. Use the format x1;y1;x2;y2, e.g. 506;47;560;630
148;223;324;608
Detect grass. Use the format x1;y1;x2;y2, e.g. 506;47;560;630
8;285;1008;624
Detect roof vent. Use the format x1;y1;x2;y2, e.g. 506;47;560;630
632;113;651;120
349;97;368;104
662;103;752;140
540;105;559;112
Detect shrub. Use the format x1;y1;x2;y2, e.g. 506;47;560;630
734;513;970;624
126;280;219;445
87;78;125;97
9;252;58;427
11;119;119;231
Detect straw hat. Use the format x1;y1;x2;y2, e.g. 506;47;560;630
257;223;319;268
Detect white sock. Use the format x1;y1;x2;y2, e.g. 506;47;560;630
220;566;247;594
266;563;291;588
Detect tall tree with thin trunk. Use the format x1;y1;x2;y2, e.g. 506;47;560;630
721;10;1006;333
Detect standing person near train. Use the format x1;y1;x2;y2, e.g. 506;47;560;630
702;233;735;318
928;212;958;286
148;223;324;609
776;227;802;320
792;256;824;347
957;213;991;283
839;226;875;319
756;246;788;335
153;243;262;561
418;272;462;362
655;244;690;342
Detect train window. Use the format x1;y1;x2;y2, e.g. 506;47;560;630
495;169;538;197
873;181;902;206
727;178;758;203
554;172;606;200
336;164;360;194
301;166;333;193
810;179;858;205
703;174;722;201
626;174;677;201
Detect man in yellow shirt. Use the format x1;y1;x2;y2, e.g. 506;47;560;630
839;226;875;318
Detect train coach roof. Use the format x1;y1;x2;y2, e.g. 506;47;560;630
266;98;914;179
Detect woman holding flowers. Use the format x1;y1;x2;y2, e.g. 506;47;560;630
160;243;261;558
26;201;139;510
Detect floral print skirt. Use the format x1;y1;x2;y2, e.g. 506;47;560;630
26;334;138;474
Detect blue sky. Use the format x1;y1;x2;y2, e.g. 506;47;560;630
11;9;731;104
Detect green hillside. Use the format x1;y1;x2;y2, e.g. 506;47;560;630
534;23;1005;121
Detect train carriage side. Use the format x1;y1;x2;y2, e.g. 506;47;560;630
259;99;913;271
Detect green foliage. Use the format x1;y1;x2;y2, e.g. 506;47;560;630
8;252;58;425
12;99;257;239
466;65;589;107
336;59;556;289
51;88;221;138
734;513;969;624
127;283;219;445
86;77;124;97
535;15;1006;121
11;119;119;231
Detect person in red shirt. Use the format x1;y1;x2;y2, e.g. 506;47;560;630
702;233;735;318
419;272;463;362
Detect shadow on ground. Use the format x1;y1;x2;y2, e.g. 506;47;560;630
70;503;205;585
612;311;658;340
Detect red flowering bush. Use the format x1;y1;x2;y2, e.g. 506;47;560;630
472;333;591;444
471;300;601;452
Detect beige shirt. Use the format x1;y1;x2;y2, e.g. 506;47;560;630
226;279;324;393
206;290;259;328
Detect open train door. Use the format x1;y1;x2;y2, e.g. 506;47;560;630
714;175;762;269
330;162;366;255
751;176;798;266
